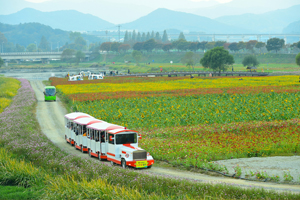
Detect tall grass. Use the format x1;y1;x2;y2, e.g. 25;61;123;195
0;148;45;187
44;176;168;200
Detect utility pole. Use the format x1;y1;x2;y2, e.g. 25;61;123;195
117;25;121;42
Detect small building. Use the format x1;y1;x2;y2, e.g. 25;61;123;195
246;66;257;72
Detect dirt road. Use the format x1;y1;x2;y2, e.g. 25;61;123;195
31;80;300;194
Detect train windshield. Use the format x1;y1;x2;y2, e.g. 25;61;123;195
45;88;56;96
116;133;137;144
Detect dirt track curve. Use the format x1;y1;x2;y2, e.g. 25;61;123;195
31;80;300;194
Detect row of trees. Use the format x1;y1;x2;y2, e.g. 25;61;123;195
124;30;169;45
99;37;292;54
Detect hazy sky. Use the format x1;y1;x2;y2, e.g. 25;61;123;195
1;0;300;24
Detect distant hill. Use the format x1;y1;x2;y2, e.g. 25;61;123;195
0;8;114;31
0;22;102;47
122;8;252;34
215;4;300;33
185;0;300;19
283;20;300;34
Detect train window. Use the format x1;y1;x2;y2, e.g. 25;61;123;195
116;133;137;145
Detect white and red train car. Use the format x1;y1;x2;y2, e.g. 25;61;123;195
64;112;154;169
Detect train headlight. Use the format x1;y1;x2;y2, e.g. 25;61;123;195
125;153;129;158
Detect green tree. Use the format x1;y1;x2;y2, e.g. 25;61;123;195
132;30;137;42
118;44;130;53
100;42;111;52
162;43;172;52
75;50;85;64
296;53;300;67
228;42;239;52
133;42;144;51
237;41;246;50
266;38;284;53
214;41;226;47
189;42;199;52
242;55;259;68
205;42;215;50
74;37;87;47
174;39;189;51
181;51;195;71
178;32;186;40
111;42;121;52
255;42;266;52
0;56;4;68
143;39;156;52
197;42;207;51
61;48;75;63
246;40;257;52
146;32;151;41
136;32;142;42
141;32;146;42
162;30;169;43
200;47;234;72
15;44;25;52
0;32;8;44
155;32;161;42
38;36;50;52
69;32;81;42
132;50;143;65
124;31;129;43
26;43;37;52
151;31;155;39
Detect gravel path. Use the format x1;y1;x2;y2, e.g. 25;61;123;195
29;79;300;194
215;156;300;182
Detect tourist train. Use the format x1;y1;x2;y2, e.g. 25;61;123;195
64;112;154;169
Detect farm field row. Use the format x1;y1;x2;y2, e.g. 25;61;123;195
139;119;300;170
55;75;300;95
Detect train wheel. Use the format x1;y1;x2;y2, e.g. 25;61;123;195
110;161;114;166
88;150;92;157
81;146;84;153
98;154;103;161
147;165;152;169
74;143;77;150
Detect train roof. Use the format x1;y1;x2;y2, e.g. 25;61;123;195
87;122;124;131
73;118;105;125
107;129;138;135
65;112;91;120
45;86;56;89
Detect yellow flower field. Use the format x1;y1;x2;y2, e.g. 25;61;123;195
0;77;20;113
56;75;300;95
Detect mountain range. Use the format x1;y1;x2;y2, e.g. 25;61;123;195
1;5;300;34
0;8;114;32
122;8;251;34
215;4;300;33
183;0;300;19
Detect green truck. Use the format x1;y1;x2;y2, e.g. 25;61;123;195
44;86;56;101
